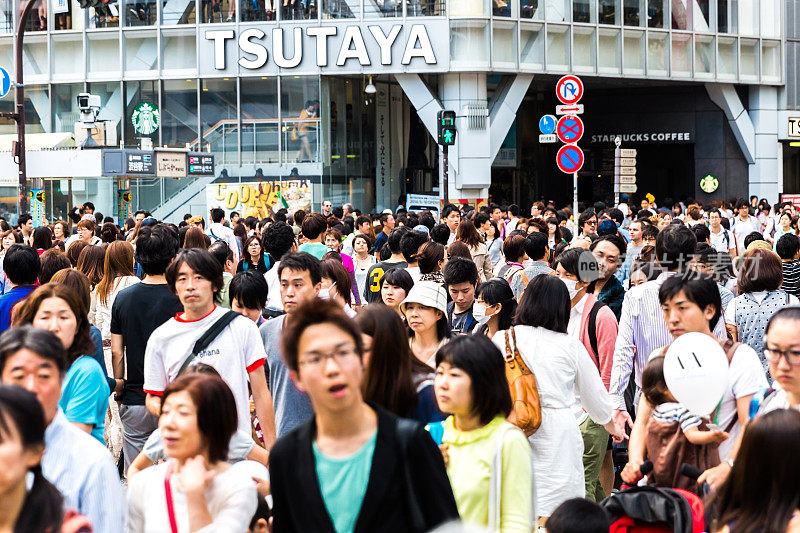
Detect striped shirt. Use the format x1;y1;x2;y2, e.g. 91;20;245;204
609;272;728;410
651;402;702;432
782;260;800;299
42;409;124;532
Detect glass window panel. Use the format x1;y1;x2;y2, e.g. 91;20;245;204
492;23;517;66
124;0;156;25
162;32;197;71
572;0;593;23
125;31;158;74
281;77;320;164
25;0;46;31
740;38;757;78
598;27;620;73
24;85;50;133
88;81;122;144
760;0;779;38
599;0;619;25
241;77;279;164
52;34;84;78
694;34;714;77
52;83;84;134
717;36;737;78
493;0;512;18
519;24;544;67
670;32;691;76
408;0;445;15
239;0;277;21
198;0;234;22
281;0;316;20
544;0;567;21
546;24;569;69
0;40;11;71
623;0;641;26
572;26;595;72
761;40;780;79
162;0;195;24
22;39;47;79
647;30;668;74
323;0;358;19
693;0;711;31
0;0;11;34
51;0;74;30
450;0;485;17
647;0;666;28
450;21;488;65
124;80;158;145
363;0;400;17
717;0;736;33
88;33;121;76
623;29;644;73
738;0;757;36
162;79;197;148
201;78;238;165
88;0;120;28
672;0;689;29
520;0;538;19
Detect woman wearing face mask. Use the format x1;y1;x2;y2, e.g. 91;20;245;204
14;283;108;444
555;248;620;502
319;257;357;318
380;267;414;317
473;279;517;339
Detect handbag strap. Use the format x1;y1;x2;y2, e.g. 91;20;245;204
488;424;513;532
177;311;240;376
396;418;426;532
164;463;179;533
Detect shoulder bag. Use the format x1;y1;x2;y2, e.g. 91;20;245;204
177;310;240;376
503;327;542;436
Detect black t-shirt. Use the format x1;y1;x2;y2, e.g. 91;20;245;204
110;283;183;405
362;260;408;304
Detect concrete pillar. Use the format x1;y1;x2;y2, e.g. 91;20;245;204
748;86;780;200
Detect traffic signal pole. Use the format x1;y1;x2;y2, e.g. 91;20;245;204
0;0;35;215
442;144;448;204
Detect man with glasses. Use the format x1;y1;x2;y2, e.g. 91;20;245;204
322;200;333;218
575;210;598;247
268;298;459;532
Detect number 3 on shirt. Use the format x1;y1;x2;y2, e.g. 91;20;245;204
369;267;385;292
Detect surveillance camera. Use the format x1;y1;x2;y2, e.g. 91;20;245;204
77;93;102;124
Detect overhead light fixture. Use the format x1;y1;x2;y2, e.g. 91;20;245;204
364;75;376;94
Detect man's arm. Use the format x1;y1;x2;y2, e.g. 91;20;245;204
145;393;161;417
698;393;755;490
609;291;638;435
249;365;276;449
621;395;652;484
111;333;125;385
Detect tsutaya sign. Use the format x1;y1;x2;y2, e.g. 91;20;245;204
202;21;448;76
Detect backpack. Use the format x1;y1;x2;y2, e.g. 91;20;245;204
587;300;606;360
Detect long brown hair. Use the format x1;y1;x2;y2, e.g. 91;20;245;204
183;226;210;249
357;304;419;418
13;282;96;367
96;241;136;306
76;245;106;288
456;218;484;248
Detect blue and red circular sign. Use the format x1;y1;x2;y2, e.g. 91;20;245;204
556;144;584;174
556;115;583;144
556;75;584;105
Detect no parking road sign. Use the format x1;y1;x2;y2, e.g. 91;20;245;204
556;115;583;144
556;144;584;174
556;75;583;105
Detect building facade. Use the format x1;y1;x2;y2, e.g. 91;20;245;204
0;0;788;220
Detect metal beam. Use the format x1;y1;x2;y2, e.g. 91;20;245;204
705;83;755;164
489;74;533;159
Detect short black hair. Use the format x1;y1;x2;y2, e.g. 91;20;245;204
590;234;627;263
166;248;224;298
18;213;32;226
556;247;599;283
400;230;428;263
547;498;610;533
229;271;269;310
476;279;516;331
641;224;659;241
606;208;624;225
301;213;327;240
507;204;520;217
278;251;321;286
692;223;711;243
381;267;414;294
136;223;179;276
443;256;479;287
658;271;722;330
642;355;671;407
743;231;765;249
210;207;225;223
474;212;490;227
525;232;549;261
655;224;696;271
736;198;749;209
0;325;67;376
441;203;460;219
207;240;233;266
262;221;295;261
434;335;512;425
430;223;451;246
516;274;570;333
776;233;800;260
3;244;40;286
387;227;409;254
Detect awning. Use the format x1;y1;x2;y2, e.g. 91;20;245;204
0;132;75;152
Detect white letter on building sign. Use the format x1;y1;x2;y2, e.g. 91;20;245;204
402;25;436;65
206;30;235;70
238;29;268;69
368;25;401;65
273;27;303;68
307;27;337;67
336;26;370;66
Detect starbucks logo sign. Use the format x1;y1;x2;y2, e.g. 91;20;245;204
131;102;160;136
700;174;719;194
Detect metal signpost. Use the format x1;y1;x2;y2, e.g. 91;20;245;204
554;75;585;223
614;135;638;204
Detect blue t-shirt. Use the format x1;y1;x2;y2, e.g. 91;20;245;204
0;286;35;331
59;356;109;444
298;242;329;260
312;431;377;533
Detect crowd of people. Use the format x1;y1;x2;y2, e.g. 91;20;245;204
0;194;798;532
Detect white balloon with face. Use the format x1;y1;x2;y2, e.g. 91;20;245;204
663;332;729;417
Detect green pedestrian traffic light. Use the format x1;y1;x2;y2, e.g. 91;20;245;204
437;110;456;146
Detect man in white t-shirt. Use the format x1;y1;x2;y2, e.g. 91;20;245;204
621;273;767;491
208;207;240;263
732;200;758;254
143;248;275;447
708;208;736;256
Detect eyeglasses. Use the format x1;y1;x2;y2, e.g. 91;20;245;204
586;220;597;226
763;346;800;366
298;346;358;368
